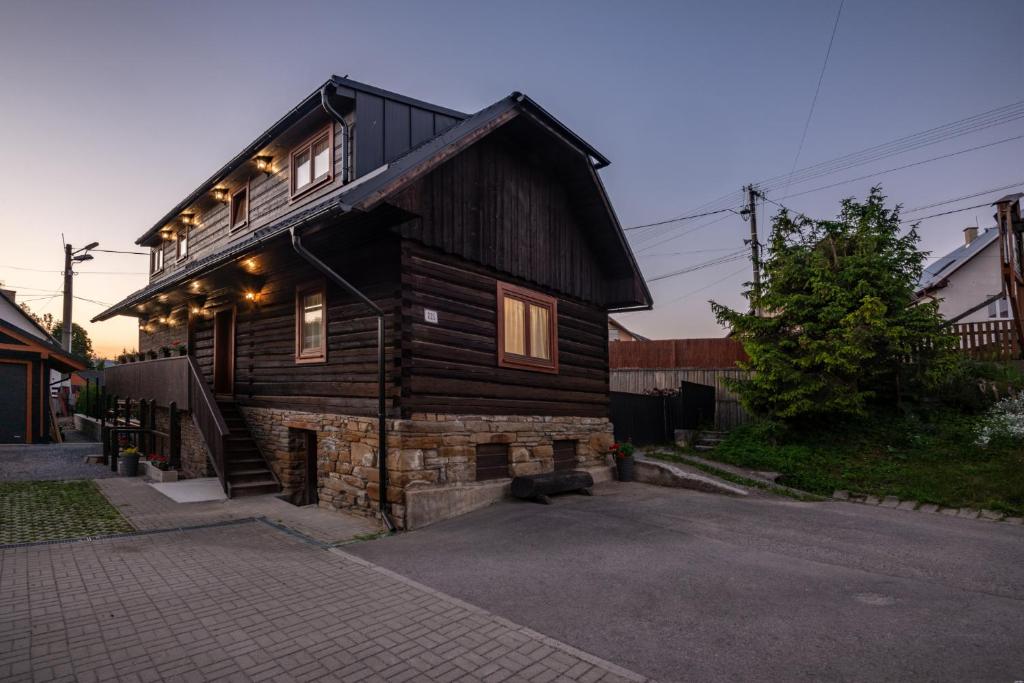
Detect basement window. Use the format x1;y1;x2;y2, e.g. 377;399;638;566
229;183;249;232
497;282;558;373
475;444;510;481
295;284;326;363
291;124;333;198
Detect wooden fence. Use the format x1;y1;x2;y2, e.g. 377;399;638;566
610;339;747;369
610;368;752;430
950;320;1021;361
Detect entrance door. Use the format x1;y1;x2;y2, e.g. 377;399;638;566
213;307;235;396
304;431;319;506
0;362;29;443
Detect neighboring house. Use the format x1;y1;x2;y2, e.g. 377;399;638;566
0;289;87;443
608;316;648;342
916;226;1012;323
93;76;651;528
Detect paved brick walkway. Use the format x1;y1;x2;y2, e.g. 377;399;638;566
0;444;111;482
0;523;644;682
95;478;380;545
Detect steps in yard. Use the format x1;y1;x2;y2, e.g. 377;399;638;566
694;430;728;452
216;400;280;498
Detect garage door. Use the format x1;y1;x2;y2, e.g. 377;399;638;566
0;362;28;443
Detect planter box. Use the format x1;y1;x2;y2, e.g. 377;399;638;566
141;460;178;483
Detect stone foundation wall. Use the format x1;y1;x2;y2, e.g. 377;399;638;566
151;406;213;480
240;406;614;528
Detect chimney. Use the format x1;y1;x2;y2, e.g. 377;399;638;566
963;226;978;246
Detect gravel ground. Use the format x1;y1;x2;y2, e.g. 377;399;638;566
0;443;112;482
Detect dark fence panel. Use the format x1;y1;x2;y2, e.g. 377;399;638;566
611;382;717;445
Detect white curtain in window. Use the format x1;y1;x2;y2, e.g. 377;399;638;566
313;138;330;180
302;292;323;352
503;296;525;355
295;150;312;190
529;304;550;359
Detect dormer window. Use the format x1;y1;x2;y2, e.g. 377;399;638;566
229;183;249;231
150;245;164;274
290;124;333;198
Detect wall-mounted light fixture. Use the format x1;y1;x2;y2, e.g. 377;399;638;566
212;187;229;203
181;213;196;227
243;291;260;302
254;155;273;174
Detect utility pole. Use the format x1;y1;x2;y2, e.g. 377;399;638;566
745;184;762;315
62;244;74;351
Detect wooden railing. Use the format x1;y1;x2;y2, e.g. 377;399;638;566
186;356;229;494
951;320;1021;361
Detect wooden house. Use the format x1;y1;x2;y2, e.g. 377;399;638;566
94;76;651;528
0;289;87;443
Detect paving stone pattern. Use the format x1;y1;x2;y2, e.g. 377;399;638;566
0;481;133;545
0;444;111;483
0;523;645;682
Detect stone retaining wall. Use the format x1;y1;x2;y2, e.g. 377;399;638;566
240;406;614;528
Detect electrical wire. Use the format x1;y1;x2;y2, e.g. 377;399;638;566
783;0;845;198
646;249;749;284
624;207;737;231
659;264;752;307
903;181;1024;213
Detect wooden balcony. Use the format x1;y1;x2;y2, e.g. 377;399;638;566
103;356;190;409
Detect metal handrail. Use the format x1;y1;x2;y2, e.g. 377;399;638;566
186;356;229;493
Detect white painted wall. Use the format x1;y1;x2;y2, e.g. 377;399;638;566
929;239;1011;323
0;291;48;340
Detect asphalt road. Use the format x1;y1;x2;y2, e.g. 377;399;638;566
349;483;1024;682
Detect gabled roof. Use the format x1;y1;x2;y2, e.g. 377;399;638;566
95;85;651;321
917;227;999;294
0;312;88;373
134;76;468;247
608;317;649;341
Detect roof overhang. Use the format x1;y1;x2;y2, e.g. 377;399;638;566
0;319;88;373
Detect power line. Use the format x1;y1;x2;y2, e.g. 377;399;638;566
783;0;845;197
624;207;737;231
646;249;749;284
779;133;1024;201
91;249;148;255
903;181;1024;213
660;264;752;307
636;212;736;255
901;202;991;224
0;264;146;275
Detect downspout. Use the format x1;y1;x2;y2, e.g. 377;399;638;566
321;85;350;183
291;227;395;533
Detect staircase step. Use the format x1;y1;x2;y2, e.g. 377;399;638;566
228;469;276;484
227;457;266;468
228;480;280;498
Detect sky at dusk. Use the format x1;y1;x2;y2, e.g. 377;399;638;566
1;0;1022;357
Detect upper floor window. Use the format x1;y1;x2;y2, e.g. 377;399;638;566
988;297;1010;319
290;124;333;198
295;284;326;363
496;282;558;373
150;245;164;274
229;183;249;231
176;227;188;261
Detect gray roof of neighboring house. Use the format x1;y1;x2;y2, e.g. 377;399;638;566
916;227;999;293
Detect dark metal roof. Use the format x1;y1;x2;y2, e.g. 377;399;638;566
98;87;649;320
916;226;999;293
0;316;89;372
134;76;468;247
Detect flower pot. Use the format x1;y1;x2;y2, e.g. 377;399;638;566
616;455;635;482
118;453;140;477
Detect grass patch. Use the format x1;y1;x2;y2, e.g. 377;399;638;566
691;410;1024;515
0;480;134;545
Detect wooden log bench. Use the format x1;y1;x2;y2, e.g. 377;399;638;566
511;471;594;505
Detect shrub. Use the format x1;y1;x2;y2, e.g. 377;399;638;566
976;391;1024;447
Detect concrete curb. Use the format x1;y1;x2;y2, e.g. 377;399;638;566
332;547;651;682
634;456;749;496
832;490;1023;525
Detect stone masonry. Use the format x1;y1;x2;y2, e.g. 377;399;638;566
240;406;614;528
151;406;213;480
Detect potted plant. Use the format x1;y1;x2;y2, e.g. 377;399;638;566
146;349;158;360
176;343;187;356
119;446;140;477
159;345;172;358
609;441;636;482
117;351;127;364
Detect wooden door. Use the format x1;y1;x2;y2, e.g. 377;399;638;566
0;361;29;443
304;431;319;506
213;307;235;396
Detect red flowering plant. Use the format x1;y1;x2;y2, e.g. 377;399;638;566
147;453;170;471
608;442;635;459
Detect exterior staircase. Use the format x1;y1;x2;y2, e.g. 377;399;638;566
216;400;280;497
693;430;728;452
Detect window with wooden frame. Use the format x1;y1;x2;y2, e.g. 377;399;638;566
496;282;558;373
295;284;327;363
229;183;249;232
176;226;188;261
150;244;164;274
290;124;333;198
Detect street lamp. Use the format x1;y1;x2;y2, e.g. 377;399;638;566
62;241;99;352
